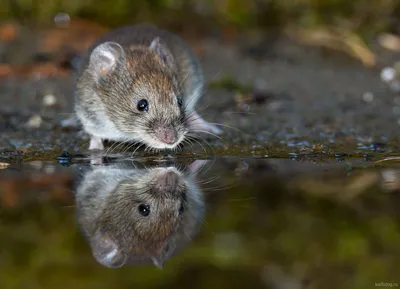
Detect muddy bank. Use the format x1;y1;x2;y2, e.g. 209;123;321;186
0;23;399;162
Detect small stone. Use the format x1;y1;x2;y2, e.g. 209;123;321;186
362;92;374;103
381;67;396;83
25;115;42;128
43;94;57;106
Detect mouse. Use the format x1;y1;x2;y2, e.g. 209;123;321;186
73;159;207;268
74;24;222;151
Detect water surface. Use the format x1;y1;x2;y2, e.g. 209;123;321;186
1;155;399;289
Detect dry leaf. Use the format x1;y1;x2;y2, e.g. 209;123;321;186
285;26;376;67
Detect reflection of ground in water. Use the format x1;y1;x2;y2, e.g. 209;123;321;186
0;155;399;289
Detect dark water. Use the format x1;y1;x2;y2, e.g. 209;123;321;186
1;155;400;289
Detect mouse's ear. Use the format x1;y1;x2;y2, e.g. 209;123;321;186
149;37;176;71
88;42;124;79
91;230;126;268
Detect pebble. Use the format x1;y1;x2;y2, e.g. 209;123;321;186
381;66;400;93
25;115;42;128
381;67;396;83
362;92;374;103
43;94;57;107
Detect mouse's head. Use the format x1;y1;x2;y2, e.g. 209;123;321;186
86;38;187;149
89;167;191;268
75;160;207;268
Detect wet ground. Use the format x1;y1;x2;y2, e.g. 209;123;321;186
1;21;400;289
0;21;399;160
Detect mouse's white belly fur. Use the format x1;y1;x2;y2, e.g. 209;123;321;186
75;93;132;142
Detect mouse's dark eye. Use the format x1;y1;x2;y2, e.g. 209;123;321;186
177;97;183;107
137;99;149;112
178;204;184;215
138;204;150;216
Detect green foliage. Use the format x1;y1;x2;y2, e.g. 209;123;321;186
1;0;399;36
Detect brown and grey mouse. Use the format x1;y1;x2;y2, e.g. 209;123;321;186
74;24;222;151
73;160;207;268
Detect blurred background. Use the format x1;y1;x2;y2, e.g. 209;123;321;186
1;0;399;68
2;0;400;36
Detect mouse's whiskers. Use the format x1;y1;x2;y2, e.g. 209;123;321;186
131;143;145;157
182;138;194;152
185;135;208;156
183;69;223;112
208;122;245;135
76;138;91;153
186;134;217;156
203;182;239;192
120;140;138;154
189;129;224;142
194;175;220;185
105;138;130;155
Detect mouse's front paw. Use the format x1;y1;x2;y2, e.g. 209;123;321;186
204;122;223;135
187;111;223;135
89;136;105;150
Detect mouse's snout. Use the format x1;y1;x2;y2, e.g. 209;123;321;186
164;171;179;190
155;169;180;194
155;126;177;145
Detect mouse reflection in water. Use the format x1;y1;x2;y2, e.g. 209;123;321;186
73;160;207;268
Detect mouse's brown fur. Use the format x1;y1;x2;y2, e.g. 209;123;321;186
74;161;206;268
74;24;221;151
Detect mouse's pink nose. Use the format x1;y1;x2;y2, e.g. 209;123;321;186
155;127;177;145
